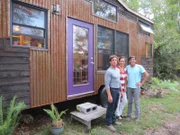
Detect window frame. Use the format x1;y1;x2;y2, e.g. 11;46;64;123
97;25;115;70
97;25;129;70
146;43;153;58
93;0;118;23
10;0;48;49
138;21;154;36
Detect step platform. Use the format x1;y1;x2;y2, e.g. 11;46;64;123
76;102;98;114
71;105;106;132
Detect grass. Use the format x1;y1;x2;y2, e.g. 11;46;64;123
23;81;180;135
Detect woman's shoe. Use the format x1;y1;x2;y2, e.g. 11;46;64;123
118;116;122;120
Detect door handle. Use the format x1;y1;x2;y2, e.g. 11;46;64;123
91;62;94;65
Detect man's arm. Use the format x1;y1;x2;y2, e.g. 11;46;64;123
141;71;149;85
104;71;113;103
137;71;149;87
106;88;113;103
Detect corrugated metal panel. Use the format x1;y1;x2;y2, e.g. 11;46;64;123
95;73;104;93
30;50;52;107
0;0;2;38
28;0;67;107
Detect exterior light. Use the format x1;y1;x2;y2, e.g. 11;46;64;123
52;4;60;15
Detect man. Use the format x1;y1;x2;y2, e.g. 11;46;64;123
126;56;149;122
104;55;121;132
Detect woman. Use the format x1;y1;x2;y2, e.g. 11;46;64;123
115;56;128;120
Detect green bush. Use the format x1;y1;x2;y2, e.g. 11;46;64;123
0;96;26;135
153;46;178;80
144;77;179;92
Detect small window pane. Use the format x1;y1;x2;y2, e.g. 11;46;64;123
115;32;128;58
97;26;114;70
98;27;113;50
146;43;152;58
12;35;44;48
94;0;117;22
148;44;152;57
13;25;44;37
73;25;89;85
13;3;45;28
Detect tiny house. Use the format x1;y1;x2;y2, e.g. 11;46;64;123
0;0;154;108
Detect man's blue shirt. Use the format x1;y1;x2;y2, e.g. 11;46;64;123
126;64;145;88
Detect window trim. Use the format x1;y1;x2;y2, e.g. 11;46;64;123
92;0;118;23
146;43;153;58
138;21;154;36
10;0;48;49
97;25;129;70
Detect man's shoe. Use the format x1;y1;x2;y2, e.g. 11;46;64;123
113;121;122;125
107;124;116;132
135;118;140;122
126;117;131;121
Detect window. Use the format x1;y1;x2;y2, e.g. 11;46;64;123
115;32;129;59
146;43;152;58
11;1;47;48
93;0;117;22
97;26;129;70
97;27;114;70
138;21;154;36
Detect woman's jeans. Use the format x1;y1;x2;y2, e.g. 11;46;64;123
115;92;128;117
106;88;119;126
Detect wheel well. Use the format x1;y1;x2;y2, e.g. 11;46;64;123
97;85;108;108
96;85;105;105
98;85;105;94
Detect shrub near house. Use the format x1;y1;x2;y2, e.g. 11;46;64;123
0;96;26;135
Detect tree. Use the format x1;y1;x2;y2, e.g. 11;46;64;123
123;0;180;79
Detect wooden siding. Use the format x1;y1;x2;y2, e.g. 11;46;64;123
0;38;30;108
1;0;153;108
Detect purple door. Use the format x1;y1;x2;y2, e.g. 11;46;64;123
68;18;94;97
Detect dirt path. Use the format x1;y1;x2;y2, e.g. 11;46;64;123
144;114;180;135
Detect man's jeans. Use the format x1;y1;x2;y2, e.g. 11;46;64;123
127;87;140;119
106;88;119;126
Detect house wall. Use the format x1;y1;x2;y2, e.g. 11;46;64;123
0;38;30;108
0;0;153;108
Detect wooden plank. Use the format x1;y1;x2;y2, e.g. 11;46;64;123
0;77;30;86
0;56;29;64
0;63;29;71
0;71;29;78
0;52;29;57
0;83;30;93
3;96;30;108
1;91;30;101
0;39;4;49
